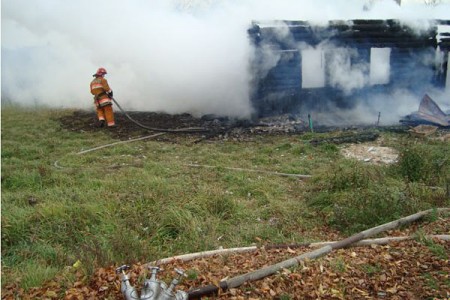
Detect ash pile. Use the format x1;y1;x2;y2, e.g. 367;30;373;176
198;113;309;141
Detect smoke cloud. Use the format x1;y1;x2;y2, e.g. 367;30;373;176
327;47;370;94
2;0;449;121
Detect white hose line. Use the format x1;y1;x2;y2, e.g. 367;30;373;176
76;133;165;155
146;234;450;267
186;163;312;179
53;132;165;169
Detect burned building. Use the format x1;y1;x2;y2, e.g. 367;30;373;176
248;19;450;117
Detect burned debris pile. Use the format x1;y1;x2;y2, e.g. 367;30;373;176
59;110;312;141
400;94;450;127
60;107;450;143
310;132;380;146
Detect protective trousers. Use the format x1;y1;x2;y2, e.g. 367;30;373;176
96;104;115;127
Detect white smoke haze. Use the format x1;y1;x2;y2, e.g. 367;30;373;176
369;48;391;85
308;89;449;127
301;48;326;89
327;48;370;94
2;0;449;121
255;44;283;80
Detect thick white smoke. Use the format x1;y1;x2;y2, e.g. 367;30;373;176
2;0;449;120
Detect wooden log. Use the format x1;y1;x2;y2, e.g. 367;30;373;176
226;246;333;289
147;246;258;266
188;208;449;298
227;207;447;288
265;234;450;249
147;235;449;267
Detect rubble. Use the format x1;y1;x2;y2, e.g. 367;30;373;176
400;94;450;127
59;109;448;145
341;144;399;165
408;124;438;138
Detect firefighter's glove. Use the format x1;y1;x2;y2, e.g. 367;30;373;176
107;91;113;98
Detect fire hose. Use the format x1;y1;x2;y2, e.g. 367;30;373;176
53;98;208;169
111;98;208;133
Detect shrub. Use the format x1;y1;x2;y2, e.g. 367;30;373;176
395;143;448;184
329;185;408;232
318;143;339;155
312;160;378;193
205;196;236;220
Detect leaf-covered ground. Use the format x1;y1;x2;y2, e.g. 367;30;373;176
3;216;449;300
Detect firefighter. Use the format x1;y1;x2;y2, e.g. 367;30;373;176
90;67;115;127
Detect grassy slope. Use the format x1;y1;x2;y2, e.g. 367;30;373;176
1;105;449;290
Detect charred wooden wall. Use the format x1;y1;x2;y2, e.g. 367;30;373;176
249;19;450;117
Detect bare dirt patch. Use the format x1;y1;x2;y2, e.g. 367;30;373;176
57;110;406;144
57;110;316;144
341;144;399;165
58;110;212;141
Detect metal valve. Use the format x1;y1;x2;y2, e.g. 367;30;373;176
170;268;187;289
149;266;161;279
116;265;131;274
173;269;188;300
117;264;188;300
116;265;139;300
140;266;163;300
158;268;187;300
175;268;185;277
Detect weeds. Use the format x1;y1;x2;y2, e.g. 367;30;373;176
186;269;199;280
330;257;347;273
423;273;439;291
279;294;291;300
395;142;449;184
205;196;236;219
359;263;383;276
306;138;449;233
415;230;448;260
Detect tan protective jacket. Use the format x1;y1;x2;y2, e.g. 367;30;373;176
90;77;112;107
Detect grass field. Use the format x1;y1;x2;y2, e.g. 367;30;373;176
1;105;449;291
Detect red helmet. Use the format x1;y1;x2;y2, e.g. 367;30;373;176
95;67;107;76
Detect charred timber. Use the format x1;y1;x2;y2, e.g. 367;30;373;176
437;20;450;25
260;40;437;49
336;31;436;39
310;132;379;146
332;37;436;44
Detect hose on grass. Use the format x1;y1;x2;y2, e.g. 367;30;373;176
54;97;210;169
111;98;209;133
54;133;166;169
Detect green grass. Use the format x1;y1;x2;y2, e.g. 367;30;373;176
1;104;449;291
329;256;347;273
359;263;383;276
305;135;450;233
422;273;440;291
415;230;449;260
